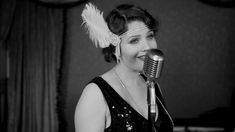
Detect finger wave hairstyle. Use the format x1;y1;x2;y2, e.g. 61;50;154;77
102;4;160;63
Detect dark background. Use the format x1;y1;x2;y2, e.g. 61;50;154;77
0;0;234;132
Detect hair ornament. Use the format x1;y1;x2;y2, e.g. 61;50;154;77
81;3;121;48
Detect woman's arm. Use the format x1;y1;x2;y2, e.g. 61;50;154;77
74;83;107;132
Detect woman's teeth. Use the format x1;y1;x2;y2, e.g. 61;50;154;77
138;56;145;61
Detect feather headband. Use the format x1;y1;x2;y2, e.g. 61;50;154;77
81;3;121;48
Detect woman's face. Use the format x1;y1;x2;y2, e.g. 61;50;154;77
119;21;158;72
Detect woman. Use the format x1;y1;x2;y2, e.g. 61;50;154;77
74;3;174;132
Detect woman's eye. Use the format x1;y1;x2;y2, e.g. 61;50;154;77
147;33;155;39
129;38;139;44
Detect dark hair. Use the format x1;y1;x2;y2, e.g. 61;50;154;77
102;4;160;63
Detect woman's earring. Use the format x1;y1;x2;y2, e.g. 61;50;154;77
116;55;120;63
115;43;121;63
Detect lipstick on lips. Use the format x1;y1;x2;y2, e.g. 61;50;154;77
137;55;146;61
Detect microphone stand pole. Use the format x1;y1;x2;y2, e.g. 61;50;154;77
147;80;156;132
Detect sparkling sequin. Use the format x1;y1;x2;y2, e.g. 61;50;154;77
123;106;134;131
126;123;133;131
117;113;124;117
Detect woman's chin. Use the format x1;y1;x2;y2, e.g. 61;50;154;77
137;59;145;71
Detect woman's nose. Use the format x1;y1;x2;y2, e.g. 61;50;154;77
142;40;150;50
143;39;157;50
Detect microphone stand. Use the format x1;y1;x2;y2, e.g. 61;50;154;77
147;80;156;132
143;48;164;132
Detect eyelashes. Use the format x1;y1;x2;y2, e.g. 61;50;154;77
129;38;139;44
147;33;154;39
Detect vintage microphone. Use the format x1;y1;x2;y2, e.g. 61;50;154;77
143;49;164;132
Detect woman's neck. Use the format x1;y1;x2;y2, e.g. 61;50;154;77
113;63;142;87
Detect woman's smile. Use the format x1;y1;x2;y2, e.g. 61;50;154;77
137;55;145;62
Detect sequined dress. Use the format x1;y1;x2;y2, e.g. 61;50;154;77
90;77;174;132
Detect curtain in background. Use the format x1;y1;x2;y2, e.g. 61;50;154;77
0;0;16;44
3;0;64;131
0;0;16;131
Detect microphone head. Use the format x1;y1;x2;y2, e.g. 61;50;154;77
143;49;164;80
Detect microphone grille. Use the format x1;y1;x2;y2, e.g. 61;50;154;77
143;49;164;80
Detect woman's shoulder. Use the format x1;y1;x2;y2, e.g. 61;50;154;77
74;82;107;120
81;69;114;103
74;82;108;132
80;82;105;104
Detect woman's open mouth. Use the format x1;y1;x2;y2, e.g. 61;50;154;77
137;55;145;61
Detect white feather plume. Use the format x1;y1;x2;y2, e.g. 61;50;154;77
81;3;116;48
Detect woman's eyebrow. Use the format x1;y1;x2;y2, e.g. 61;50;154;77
129;34;141;38
127;34;141;41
